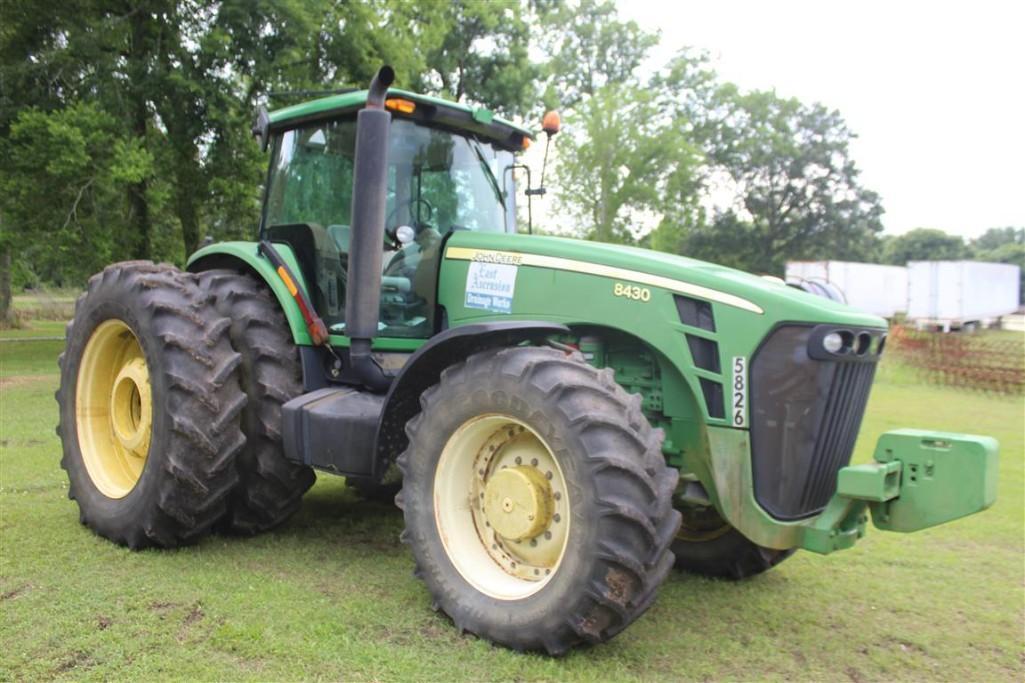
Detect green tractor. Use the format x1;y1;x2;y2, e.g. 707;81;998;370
56;67;999;654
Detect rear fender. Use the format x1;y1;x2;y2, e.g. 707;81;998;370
187;241;312;345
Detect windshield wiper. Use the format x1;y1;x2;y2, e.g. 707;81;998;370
469;138;506;209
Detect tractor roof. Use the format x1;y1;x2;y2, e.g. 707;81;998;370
268;88;534;152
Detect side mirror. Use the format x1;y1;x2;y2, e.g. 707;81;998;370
251;106;270;151
542;110;561;137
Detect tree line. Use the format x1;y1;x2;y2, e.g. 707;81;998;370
1;0;1020;324
880;227;1024;299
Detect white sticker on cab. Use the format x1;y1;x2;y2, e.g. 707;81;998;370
465;261;518;314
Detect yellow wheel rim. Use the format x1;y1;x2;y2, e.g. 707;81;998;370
75;319;153;499
434;415;570;600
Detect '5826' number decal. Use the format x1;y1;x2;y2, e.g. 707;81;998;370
731;356;747;427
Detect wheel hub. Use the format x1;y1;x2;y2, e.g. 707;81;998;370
483;466;553;541
110;357;152;456
433;414;571;600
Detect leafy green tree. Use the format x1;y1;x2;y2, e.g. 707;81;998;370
554;84;699;243
415;0;539;117
543;0;703;245
540;0;658;108
686;86;884;273
971;227;1024;301
0;103;154;286
882;228;967;264
972;226;1024;252
1;0;543;263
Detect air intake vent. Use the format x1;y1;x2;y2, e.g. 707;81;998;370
675;295;715;332
687;335;721;373
699;378;725;419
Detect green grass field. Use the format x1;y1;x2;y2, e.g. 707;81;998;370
1;326;1022;681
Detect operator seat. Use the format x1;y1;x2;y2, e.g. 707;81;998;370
265;223;345;319
327;224;350;253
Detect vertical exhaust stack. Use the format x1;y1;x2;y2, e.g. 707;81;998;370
344;65;395;391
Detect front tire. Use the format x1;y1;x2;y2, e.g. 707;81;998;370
56;262;246;549
396;346;680;654
671;504;794;579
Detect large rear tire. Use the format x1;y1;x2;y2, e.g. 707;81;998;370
396;346;680;654
671;504;794;579
198;270;315;534
56;262;246;549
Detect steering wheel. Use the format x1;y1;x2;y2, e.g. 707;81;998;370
386;197;435;236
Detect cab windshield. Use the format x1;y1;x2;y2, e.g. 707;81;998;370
262;116;516;338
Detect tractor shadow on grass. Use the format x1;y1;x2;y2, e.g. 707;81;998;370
251;479;407;554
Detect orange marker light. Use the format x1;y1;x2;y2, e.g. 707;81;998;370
542;110;561;136
385;98;416;114
521;136;532;150
277;266;298;296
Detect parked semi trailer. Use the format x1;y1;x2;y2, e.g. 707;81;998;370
785;261;908;318
907;260;1021;331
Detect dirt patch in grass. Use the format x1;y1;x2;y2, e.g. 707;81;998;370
0;373;58;389
51;650;94;675
1;583;33;601
177;602;206;643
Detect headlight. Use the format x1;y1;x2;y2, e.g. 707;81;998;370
822;332;845;354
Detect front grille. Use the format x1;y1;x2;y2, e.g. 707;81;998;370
749;324;883;520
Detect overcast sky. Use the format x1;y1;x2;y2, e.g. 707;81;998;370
614;0;1024;238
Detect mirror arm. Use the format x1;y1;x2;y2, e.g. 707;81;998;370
504;164;534;235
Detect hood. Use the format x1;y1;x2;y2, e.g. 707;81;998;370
449;232;888;328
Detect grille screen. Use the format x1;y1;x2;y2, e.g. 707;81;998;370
750;325;878;519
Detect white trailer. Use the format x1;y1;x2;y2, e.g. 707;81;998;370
906;260;1021;331
785;261;909;318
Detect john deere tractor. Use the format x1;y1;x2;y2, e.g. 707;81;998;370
56;67;998;654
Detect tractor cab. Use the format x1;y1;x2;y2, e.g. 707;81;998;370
258;90;529;339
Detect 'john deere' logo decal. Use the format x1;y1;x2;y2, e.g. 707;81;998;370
465;261;517;314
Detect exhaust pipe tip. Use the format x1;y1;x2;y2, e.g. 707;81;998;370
367;65;395;109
